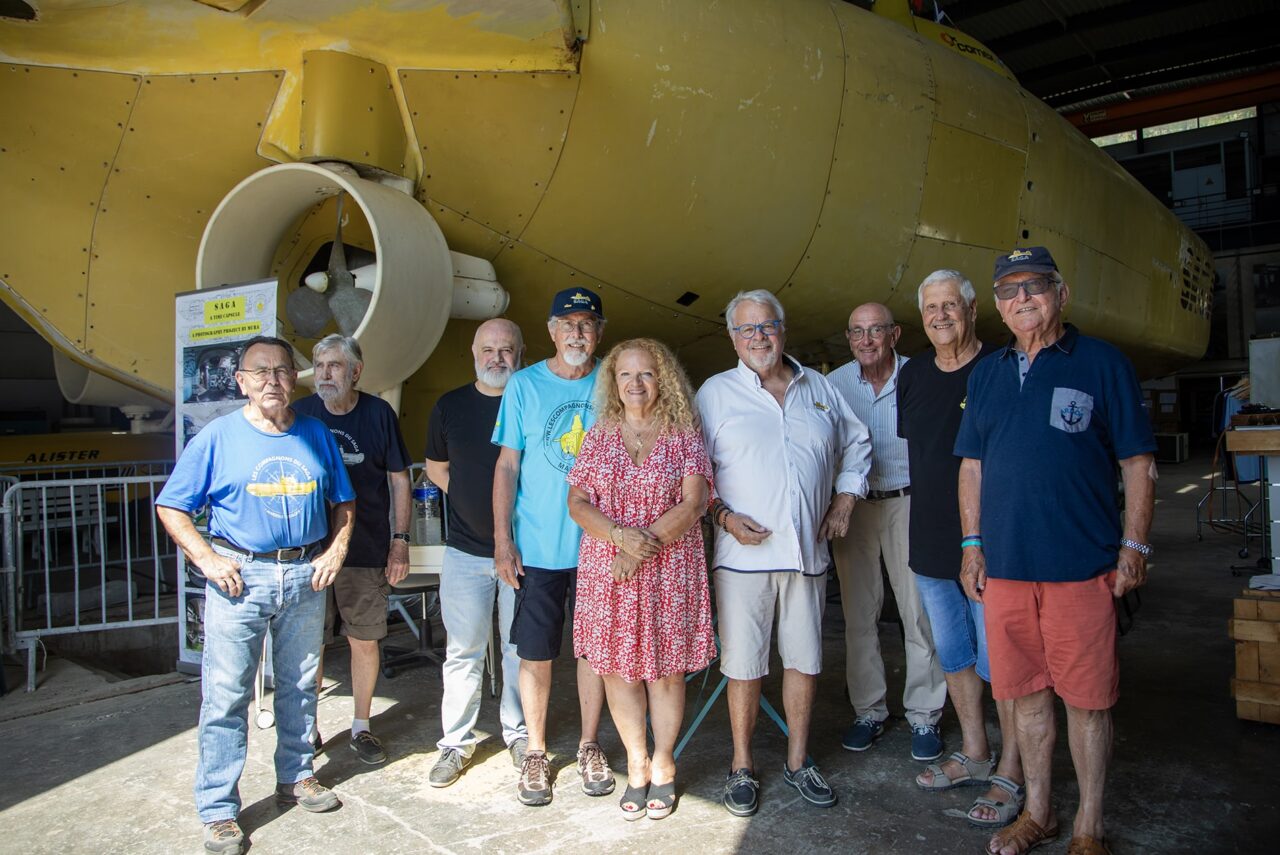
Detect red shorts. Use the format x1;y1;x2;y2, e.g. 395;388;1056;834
984;572;1118;710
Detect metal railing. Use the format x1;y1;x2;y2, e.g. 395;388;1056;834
2;473;178;692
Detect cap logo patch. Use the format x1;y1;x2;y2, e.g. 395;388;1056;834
1008;250;1033;261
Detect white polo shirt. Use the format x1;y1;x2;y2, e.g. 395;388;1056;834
697;356;871;576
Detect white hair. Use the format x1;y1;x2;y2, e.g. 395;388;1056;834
917;270;976;312
724;289;786;332
312;333;363;366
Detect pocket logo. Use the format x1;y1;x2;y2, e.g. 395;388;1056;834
1050;387;1093;433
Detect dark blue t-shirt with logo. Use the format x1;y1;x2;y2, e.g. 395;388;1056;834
953;325;1155;583
294;392;411;567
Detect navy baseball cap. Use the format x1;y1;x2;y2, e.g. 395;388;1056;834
549;286;604;319
993;246;1058;281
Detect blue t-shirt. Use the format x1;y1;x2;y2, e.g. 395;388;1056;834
294;392;411;567
158;408;357;554
492;360;598;570
953;325;1155;583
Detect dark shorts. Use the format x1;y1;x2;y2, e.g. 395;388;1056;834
323;565;390;643
510;567;577;661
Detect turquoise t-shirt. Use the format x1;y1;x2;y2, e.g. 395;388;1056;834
492;360;598;570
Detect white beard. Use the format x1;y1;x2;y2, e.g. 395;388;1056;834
562;348;590;367
743;349;778;372
476;363;512;389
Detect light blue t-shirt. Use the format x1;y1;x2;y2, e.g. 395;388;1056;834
492;360;598;570
158;409;356;554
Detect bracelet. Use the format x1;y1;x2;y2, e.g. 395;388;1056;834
960;536;983;549
609;524;621;546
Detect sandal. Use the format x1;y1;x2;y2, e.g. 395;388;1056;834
985;810;1059;855
1066;835;1112;855
619;783;648;821
916;751;996;791
646;781;676;820
967;775;1026;829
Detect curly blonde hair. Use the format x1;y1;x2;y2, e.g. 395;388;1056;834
595;338;699;432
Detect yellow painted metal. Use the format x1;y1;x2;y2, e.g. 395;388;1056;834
402;69;579;240
912;18;1014;84
0;65;135;353
300;51;409;177
192;0;254;12
0;0;1214;421
522;0;843;323
85;73;280;394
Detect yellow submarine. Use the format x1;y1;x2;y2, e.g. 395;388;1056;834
0;0;1213;445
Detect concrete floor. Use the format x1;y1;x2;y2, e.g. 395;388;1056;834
2;455;1279;854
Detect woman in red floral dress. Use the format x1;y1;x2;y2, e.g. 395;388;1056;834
567;337;715;821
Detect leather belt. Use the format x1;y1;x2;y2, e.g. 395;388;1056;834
212;536;315;562
866;487;911;501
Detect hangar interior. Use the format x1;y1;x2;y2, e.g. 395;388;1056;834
1;2;1280;853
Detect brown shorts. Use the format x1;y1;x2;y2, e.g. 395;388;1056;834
323;565;390;643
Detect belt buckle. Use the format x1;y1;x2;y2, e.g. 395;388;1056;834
276;547;301;561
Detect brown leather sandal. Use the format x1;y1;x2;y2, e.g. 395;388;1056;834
986;810;1060;854
1066;835;1112;855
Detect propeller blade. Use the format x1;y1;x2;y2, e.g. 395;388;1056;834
329;286;372;337
285;287;331;338
326;194;355;293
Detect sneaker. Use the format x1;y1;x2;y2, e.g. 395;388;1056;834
576;742;616;796
509;736;529;769
910;724;944;761
311;730;323;756
203;819;244;855
429;747;470;788
782;760;837;808
349;731;387;765
275;776;340;812
722;768;759;817
518;750;553;806
841;715;885;752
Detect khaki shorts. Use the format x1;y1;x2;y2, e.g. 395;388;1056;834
714;569;826;680
323;565;390;643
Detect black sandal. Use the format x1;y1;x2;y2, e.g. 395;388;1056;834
646;781;676;820
620;783;648;821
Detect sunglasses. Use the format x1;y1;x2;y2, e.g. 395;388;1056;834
993;277;1056;300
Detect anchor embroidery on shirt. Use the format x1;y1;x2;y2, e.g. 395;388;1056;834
1059;400;1085;427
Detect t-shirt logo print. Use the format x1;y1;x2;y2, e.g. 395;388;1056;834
246;456;318;519
542;402;593;473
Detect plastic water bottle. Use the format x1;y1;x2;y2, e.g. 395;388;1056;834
412;473;443;546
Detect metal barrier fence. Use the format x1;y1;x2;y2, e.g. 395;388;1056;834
2;472;178;692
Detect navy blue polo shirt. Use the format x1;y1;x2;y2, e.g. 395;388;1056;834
953;324;1155;583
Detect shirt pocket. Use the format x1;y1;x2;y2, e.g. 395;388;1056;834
1049;387;1094;434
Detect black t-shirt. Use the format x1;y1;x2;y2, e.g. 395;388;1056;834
425;383;502;558
294;392;411;567
896;342;1000;579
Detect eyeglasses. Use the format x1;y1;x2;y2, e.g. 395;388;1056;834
238;366;295;382
731;320;783;339
993;277;1055;300
847;324;894;341
554;319;599;335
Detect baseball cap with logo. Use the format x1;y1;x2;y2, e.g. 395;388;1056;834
549;286;605;319
993;246;1058;281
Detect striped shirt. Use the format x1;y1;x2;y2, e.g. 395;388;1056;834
827;353;910;492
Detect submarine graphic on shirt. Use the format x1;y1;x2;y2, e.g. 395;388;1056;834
246;456;318;519
542;404;593;473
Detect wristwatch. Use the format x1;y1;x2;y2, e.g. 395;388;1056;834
391;532;411;544
1120;538;1152;558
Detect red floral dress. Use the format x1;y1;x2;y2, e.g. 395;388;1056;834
568;423;717;683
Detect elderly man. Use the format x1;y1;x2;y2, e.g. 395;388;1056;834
697;289;871;817
828;302;946;762
294;334;411;765
425;318;529;787
955;247;1156;855
897;271;1023;829
156;336;355;855
492;288;613;806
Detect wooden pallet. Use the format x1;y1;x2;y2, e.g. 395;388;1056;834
1231;589;1280;724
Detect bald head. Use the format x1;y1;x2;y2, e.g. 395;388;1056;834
473;318;524;393
846;302;900;372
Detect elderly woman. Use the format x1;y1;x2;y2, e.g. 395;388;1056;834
567;337;716;821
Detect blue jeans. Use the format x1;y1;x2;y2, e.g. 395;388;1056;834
195;548;325;822
913;574;989;682
438;547;525;752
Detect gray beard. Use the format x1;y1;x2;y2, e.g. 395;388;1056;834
316;384;340;402
563;348;590;367
476;364;512;389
